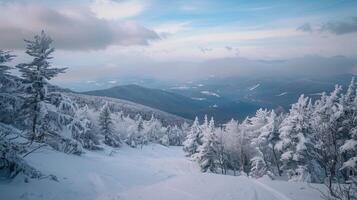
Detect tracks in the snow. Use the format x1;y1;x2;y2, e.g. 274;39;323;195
250;179;293;200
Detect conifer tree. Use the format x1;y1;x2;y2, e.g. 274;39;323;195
183;117;202;157
16;31;67;142
99;103;120;147
277;95;314;182
0;50;14;75
197;117;219;172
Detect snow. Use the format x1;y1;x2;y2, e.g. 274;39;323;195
66;92;188;126
277;92;288;96
200;91;220;97
340;139;357;152
108;80;117;84
170;86;190;90
342;157;357;169
191;97;206;101
249;84;260;91
310;92;323;96
0;144;326;200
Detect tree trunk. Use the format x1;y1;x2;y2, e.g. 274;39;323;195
31;102;38;142
272;146;282;176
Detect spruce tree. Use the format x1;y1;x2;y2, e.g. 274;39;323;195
0;50;14;75
99;104;120;147
277;95;314;182
197;117;219;172
183;117;202;157
16;31;67;142
0;50;17;123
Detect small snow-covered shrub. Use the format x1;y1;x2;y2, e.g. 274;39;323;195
0;123;42;179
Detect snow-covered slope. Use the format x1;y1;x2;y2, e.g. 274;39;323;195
65;92;189;126
0;145;326;200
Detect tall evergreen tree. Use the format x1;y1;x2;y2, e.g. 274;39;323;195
16;31;67;142
197;117;219;172
339;78;357;177
251;110;283;177
312;85;350;192
0;50;14;75
0;50;18;123
277;95;315;182
99;103;120;147
222;119;241;175
183;117;202;157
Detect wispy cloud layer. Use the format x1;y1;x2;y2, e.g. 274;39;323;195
320;17;357;35
2;0;357;88
296;23;313;33
0;3;159;50
90;0;145;20
297;17;357;35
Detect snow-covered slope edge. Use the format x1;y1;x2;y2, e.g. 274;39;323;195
65;92;190;126
0;144;326;200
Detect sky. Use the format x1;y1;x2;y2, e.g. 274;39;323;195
1;0;357;90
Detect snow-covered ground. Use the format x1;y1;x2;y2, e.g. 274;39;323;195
200;91;220;97
249;84;260;91
0;145;326;200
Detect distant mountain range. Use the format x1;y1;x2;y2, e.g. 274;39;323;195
82;84;259;123
168;74;356;109
81;74;355;123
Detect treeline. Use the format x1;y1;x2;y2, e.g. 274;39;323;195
183;83;357;200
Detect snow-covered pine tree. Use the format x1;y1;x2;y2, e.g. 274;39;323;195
74;105;101;150
183;117;202;157
125;114;145;148
136;115;147;148
276;95;315;182
0;50;20;124
200;115;209;133
248;109;271;177
250;148;268;178
222;119;241;175
16;31;67;142
312;85;353;194
181;121;190;139
214;126;230;174
251;110;283;177
339;78;357;179
0;50;14;75
237;118;254;174
0;51;43;179
197;117;220;172
167;125;184;146
159;132;170;146
99;103;120;147
0;123;43;179
144;115;166;144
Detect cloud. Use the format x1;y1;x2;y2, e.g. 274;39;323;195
320;17;357;35
225;46;233;51
53;54;357;85
0;3;159;50
198;55;357;78
296;23;313;33
154;22;191;35
90;0;145;20
199;47;213;54
225;46;239;56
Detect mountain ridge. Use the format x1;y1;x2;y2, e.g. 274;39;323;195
82;84;260;123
